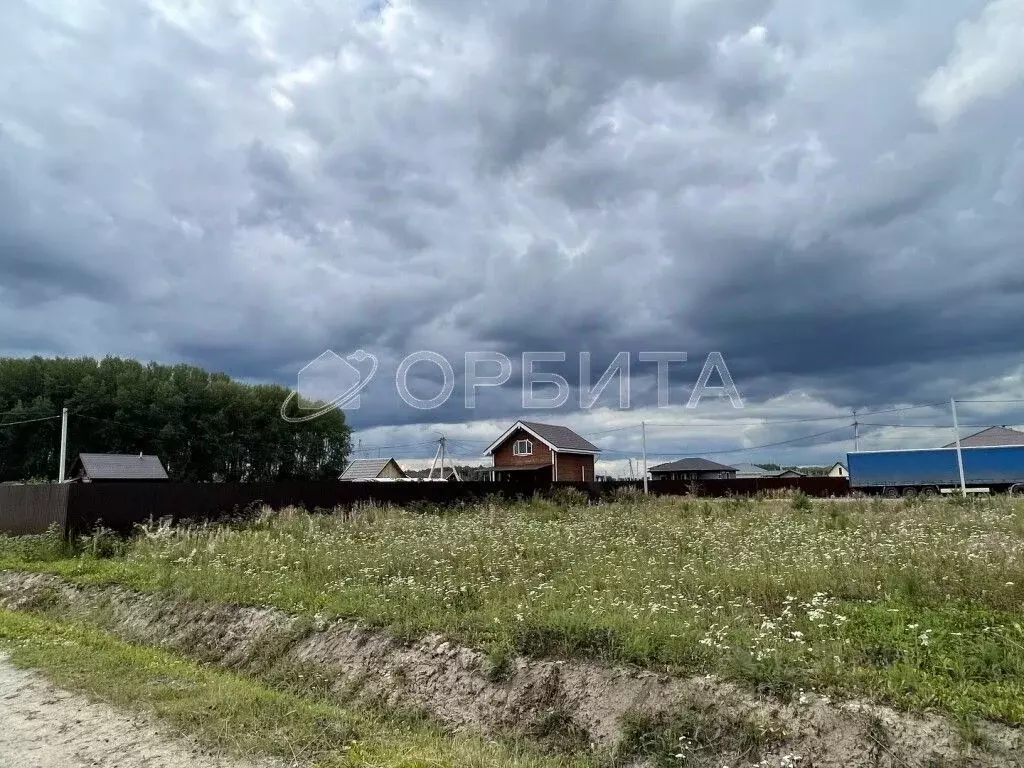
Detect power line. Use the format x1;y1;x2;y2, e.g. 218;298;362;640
423;436;491;444
691;425;853;456
582;425;642;437
600;425;852;458
955;399;1024;404
444;439;488;454
857;422;1004;429
347;439;440;453
0;414;62;427
645;421;836;428
643;402;949;429
356;402;968;448
349;398;1024;460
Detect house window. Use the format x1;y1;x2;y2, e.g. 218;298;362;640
513;439;533;456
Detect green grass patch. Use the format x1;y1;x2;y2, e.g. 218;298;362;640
617;704;786;767
0;609;597;768
2;495;1023;724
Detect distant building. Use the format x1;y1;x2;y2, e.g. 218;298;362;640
729;462;775;479
648;458;737;482
69;453;168;482
943;426;1024;448
339;458;408;481
775;469;807;478
827;462;849;478
485;420;600;482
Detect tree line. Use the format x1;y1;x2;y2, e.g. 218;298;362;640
0;356;350;482
403;464;491;480
756;463;834;476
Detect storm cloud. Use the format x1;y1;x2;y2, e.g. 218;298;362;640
1;0;1023;470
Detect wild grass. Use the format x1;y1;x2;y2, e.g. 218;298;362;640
2;494;1023;723
618;703;787;768
0;609;597;768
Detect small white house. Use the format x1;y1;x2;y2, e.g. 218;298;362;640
828;462;849;478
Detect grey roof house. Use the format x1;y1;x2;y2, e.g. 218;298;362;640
70;453;169;482
729;462;775;478
648;458;737;481
485;420;601;482
485;420;603;455
339;458;408;481
730;463;806;478
943;426;1024;448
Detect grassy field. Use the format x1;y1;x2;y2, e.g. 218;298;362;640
2;491;1023;725
0;609;596;768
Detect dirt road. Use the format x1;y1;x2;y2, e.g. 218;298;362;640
0;653;279;768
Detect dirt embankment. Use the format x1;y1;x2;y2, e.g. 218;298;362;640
1;571;1021;768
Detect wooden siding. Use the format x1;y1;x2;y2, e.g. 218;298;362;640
492;427;554;469
379;460;406;479
554;452;595;482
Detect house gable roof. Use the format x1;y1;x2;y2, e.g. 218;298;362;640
484;421;601;455
339;458;407;480
75;453;168;480
943;425;1024;448
729;462;773;477
649;457;736;473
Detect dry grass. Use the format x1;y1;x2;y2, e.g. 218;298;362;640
3;493;1023;723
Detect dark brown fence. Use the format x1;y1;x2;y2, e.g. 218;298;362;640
62;480;537;535
0;476;852;536
649;476;850;498
0;483;70;536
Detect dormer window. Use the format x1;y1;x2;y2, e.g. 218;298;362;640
513;439;533;456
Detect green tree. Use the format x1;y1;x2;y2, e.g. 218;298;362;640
0;356;350;482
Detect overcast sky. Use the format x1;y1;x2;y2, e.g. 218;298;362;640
2;0;1023;474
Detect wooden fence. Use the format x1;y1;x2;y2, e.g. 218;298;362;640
0;476;851;536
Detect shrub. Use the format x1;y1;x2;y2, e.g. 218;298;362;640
549;486;590;508
78;523;128;559
0;522;73;562
790;491;813;512
483;644;515;682
610;484;643;502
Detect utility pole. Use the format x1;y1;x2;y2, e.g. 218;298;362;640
951;397;967;497
428;435;459;481
641;420;649;495
57;407;68;483
427;439;440;480
853;409;859;452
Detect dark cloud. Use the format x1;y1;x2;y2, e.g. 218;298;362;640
1;0;1022;467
